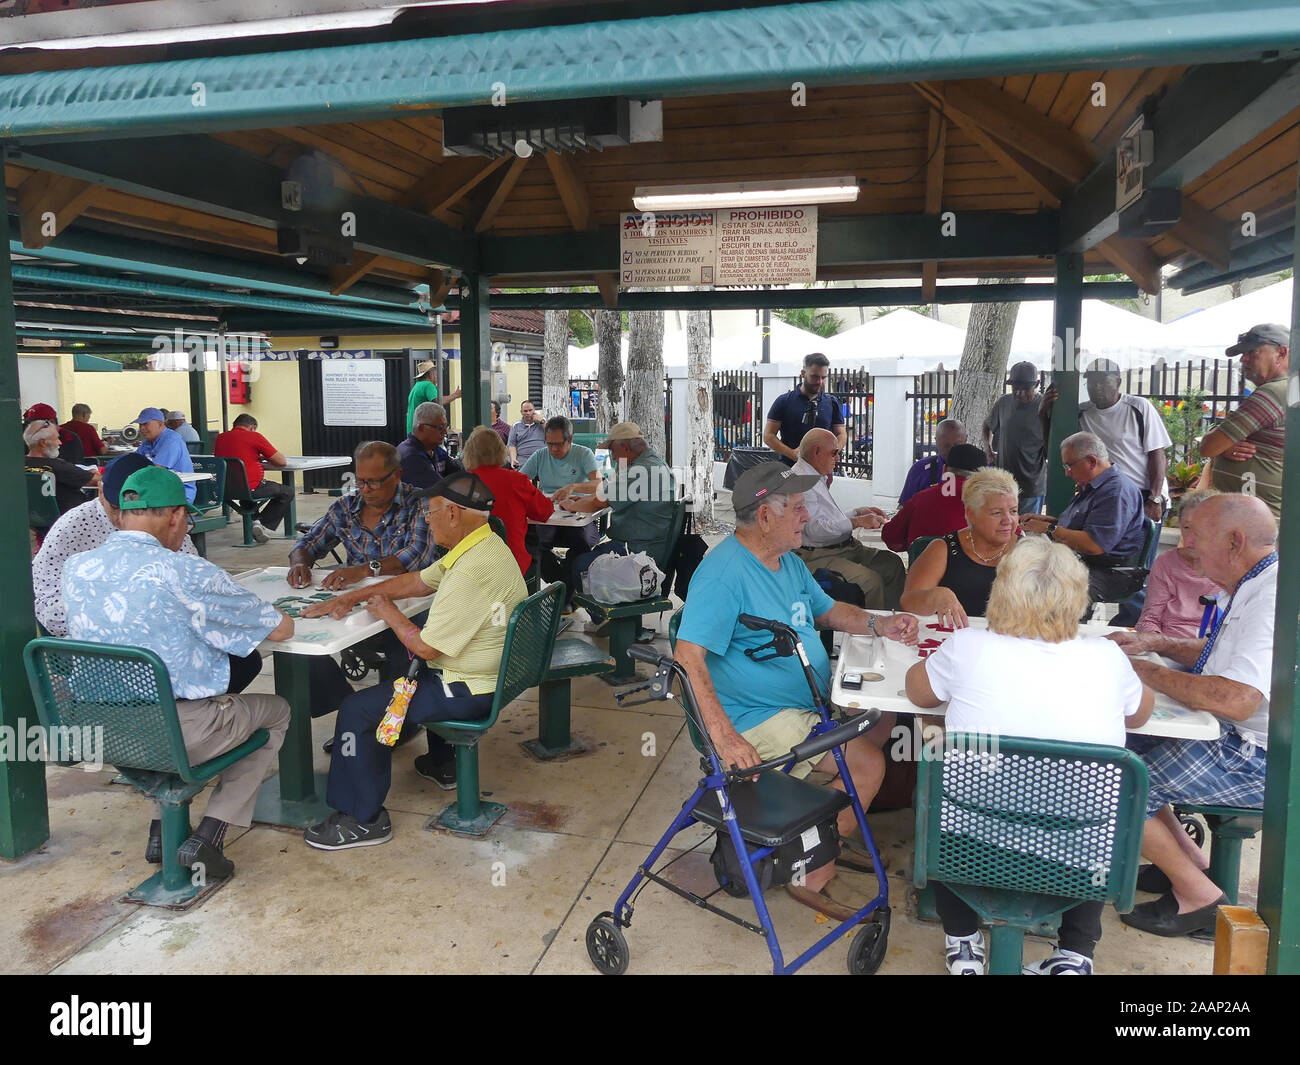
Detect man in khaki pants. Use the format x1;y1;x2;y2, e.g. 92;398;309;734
64;466;293;883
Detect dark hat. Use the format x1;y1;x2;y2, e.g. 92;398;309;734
944;443;988;475
1007;361;1038;386
731;461;821;512
1226;323;1289;356
417;470;495;510
102;453;153;508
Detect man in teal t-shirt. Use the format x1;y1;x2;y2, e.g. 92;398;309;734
406;360;462;434
674;461;919;922
525;415;602;583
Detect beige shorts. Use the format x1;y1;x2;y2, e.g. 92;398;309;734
741;708;822;779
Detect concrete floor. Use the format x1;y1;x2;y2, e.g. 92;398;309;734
2;489;1245;975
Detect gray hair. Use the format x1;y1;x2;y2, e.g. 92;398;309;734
354;440;399;471
1062;431;1109;464
23;421;56;448
414;401;447;428
936;418;967;441
735;494;788;528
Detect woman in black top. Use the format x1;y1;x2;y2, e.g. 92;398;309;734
900;468;1021;625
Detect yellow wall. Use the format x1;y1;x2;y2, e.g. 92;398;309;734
69;334;534;453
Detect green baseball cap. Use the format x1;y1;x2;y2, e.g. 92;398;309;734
118;466;202;515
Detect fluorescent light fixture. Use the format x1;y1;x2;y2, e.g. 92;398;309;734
633;177;859;211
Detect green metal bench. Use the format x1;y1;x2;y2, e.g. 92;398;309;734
424;580;565;835
23;638;269;909
524;638;617;760
218;456;264;548
188;455;229;557
572;432;605;453
1176;804;1263;906
915;733;1149;974
571;499;687;684
907;535;937;565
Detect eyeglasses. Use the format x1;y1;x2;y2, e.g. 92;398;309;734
356;469;398;490
417;422;447;432
546;439;568;449
1063;457;1091;471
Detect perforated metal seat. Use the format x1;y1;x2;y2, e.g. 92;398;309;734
916;733;1149;973
23;638;268;908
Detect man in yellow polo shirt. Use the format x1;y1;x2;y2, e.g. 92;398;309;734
303;471;526;850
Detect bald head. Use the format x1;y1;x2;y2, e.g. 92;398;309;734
800;427;839;476
936;418;967;460
1182;492;1276;588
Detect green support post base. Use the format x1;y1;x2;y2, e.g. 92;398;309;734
522;679;594;761
1206;814;1263;906
987;923;1026;975
252;771;332;829
123;800;223;909
431;799;507;837
123;869;226;909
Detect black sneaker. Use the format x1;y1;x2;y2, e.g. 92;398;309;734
413;753;457;790
304;809;393;851
176;835;235;881
145;820;161;864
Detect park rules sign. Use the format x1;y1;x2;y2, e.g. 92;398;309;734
620;206;817;288
321;359;387;426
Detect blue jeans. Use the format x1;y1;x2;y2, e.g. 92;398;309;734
1019;494;1045;515
325;665;492;822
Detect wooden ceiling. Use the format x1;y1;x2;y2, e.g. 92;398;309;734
7;66;1297;298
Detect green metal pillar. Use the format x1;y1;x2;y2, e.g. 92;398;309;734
1259;188;1300;973
1045;253;1084;515
188;362;210;451
457;275;491;433
0;161;50;859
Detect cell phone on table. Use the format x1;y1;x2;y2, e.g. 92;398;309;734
841;672;863;690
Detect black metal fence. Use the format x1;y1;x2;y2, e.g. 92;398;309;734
712;369;762;461
819;369;874;479
566;375;673;464
907;360;1246;462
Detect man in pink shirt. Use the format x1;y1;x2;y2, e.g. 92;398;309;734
1136;490;1221;640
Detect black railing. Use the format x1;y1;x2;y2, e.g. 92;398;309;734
712;369;761;462
906;361;1245;463
566;375;673;464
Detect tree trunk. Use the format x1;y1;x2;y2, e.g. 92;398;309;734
541;288;570;418
686;308;714;525
949;277;1025;436
595;309;623;432
626;310;666;456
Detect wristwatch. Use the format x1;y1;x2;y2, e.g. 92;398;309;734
867;614;877;637
1045;521;1058;540
369;559;382;577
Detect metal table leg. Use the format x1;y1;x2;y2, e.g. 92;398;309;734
253;653;331;828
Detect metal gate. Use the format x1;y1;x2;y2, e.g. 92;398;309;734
298;351;412;490
712;369;760;461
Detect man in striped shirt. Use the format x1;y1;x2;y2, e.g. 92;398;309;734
1201;323;1289;522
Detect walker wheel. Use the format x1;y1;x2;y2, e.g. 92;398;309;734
341;650;370;681
1178;813;1206;849
715;870;750;898
586;915;630;975
847;908;890;975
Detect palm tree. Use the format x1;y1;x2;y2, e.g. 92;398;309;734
774;307;843;338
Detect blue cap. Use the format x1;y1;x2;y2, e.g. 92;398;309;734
135;407;166;424
102;454;153;508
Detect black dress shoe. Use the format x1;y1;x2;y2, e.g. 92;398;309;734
175;836;235;882
1135;863;1172;894
1121;891;1227;937
145;820;162;864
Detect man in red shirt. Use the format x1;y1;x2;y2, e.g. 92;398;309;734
214;414;290;543
61;403;107;458
882;444;987;552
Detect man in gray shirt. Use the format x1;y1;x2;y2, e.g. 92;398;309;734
983;361;1049;515
506;399;545;467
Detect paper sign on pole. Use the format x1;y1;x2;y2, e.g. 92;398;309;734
321;359;387;426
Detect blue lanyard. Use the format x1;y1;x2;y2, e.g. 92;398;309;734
1193;552;1277;675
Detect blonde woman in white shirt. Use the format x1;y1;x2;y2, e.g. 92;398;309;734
906;537;1154;974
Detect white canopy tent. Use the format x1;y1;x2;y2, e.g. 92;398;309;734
1005;299;1171;373
819;308;966;372
1159;279;1293;359
567;317;824;374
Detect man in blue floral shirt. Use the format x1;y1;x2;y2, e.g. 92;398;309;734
64;466;294;882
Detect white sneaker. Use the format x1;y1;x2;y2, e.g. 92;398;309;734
251;521;269;544
1023;948;1093;975
944;932;986;975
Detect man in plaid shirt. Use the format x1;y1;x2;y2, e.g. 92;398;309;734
1201;322;1289;521
288;440;436;590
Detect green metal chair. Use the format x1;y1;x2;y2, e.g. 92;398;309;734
1175;804;1263;905
907;535;937;566
571;432;605;453
26;469;62;536
187;456;230;557
425;581;565;835
23;638;269;909
915;732;1149;974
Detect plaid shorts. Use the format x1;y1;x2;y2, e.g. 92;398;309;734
1128;729;1266;819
